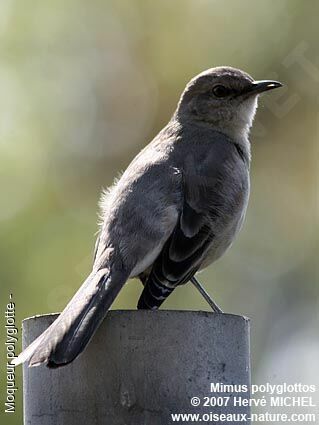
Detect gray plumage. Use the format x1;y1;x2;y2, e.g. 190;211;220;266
13;66;282;368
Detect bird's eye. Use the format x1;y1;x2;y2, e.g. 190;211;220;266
212;85;229;98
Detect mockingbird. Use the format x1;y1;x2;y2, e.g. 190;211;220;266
13;66;282;368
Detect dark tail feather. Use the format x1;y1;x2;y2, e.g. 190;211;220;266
12;267;127;368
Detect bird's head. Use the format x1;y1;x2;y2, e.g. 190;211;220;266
176;66;282;140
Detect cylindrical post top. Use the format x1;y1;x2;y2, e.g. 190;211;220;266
23;311;251;425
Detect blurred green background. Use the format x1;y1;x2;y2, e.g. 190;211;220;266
1;0;318;423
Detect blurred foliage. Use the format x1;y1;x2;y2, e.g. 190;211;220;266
0;0;318;423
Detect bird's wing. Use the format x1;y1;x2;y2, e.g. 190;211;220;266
137;136;248;309
137;170;217;309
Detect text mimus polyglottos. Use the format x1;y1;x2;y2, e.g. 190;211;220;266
13;66;282;368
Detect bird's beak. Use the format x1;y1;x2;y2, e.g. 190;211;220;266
243;80;283;96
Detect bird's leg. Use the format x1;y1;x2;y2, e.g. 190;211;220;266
191;276;223;313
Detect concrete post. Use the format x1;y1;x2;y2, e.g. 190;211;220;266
23;311;251;425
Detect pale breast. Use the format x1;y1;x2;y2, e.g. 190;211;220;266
200;171;250;269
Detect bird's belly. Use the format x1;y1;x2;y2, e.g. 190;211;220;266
200;205;247;270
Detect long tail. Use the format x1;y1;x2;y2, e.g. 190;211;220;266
12;267;127;368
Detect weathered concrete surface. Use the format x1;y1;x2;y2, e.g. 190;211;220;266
23;311;251;425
